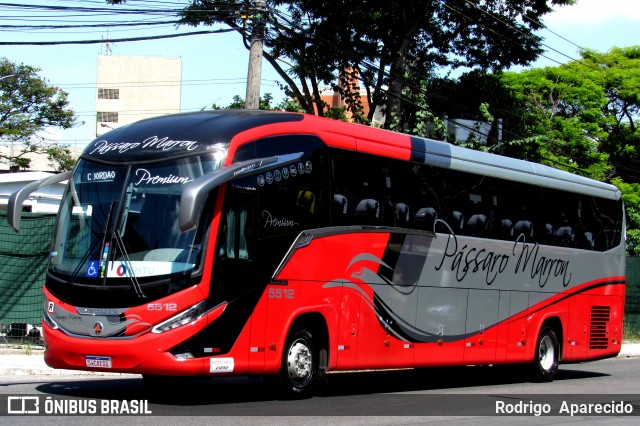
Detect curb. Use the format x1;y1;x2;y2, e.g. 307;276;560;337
1;343;639;377
0;348;134;377
617;342;640;358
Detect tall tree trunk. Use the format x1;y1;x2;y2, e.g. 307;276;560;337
383;12;423;129
384;38;411;129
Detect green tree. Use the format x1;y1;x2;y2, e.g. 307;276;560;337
212;92;336;117
211;93;278;110
612;177;640;255
0;58;78;171
46;144;77;173
580;47;640;182
427;71;513;146
426;47;640;248
389;77;445;138
497;47;640;183
427;47;640;182
109;0;573;129
498;65;611;180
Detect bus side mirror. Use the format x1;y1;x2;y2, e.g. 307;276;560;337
7;171;72;232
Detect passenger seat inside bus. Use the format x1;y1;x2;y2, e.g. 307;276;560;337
415;207;437;231
500;218;514;239
466;213;488;236
354;199;380;224
395;203;410;225
514;219;534;241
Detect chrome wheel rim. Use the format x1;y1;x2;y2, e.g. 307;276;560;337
287;339;312;384
539;335;555;371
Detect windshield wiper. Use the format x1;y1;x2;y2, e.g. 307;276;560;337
99;200;145;299
112;228;146;299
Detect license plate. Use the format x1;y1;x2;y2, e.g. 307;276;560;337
85;356;112;368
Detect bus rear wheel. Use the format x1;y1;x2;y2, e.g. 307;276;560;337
278;329;319;399
532;326;560;382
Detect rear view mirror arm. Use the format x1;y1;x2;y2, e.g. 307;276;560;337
7;171;72;232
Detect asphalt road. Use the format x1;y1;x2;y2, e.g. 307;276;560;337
1;357;639;425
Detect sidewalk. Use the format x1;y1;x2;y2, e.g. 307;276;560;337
0;346;133;377
1;343;639;377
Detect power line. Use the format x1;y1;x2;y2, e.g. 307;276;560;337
2;1;633;175
0;28;234;45
0;2;180;14
267;5;637;176
0;20;180;29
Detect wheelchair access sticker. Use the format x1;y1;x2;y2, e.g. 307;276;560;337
85;261;99;277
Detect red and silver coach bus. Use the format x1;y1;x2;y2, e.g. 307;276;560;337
8;110;625;397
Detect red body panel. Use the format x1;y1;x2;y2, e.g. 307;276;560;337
43;228;625;376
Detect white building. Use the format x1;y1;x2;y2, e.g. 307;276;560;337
444;118;503;145
95;55;182;137
2;55;182;173
0;145;84;173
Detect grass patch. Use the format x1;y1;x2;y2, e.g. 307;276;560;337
624;312;640;341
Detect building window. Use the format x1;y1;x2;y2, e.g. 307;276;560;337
97;112;118;122
98;88;119;99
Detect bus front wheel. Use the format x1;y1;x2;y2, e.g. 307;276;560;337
278;329;319;399
532;326;560;382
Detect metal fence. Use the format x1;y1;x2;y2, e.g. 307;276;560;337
625;257;640;313
0;211;56;341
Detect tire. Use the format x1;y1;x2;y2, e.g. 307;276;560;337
278;329;319;399
531;326;560;382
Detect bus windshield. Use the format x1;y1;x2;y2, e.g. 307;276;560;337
49;151;225;286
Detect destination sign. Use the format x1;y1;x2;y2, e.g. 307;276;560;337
84;170;117;182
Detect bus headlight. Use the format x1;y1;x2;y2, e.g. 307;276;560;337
151;301;206;334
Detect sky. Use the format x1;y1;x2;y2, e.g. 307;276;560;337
531;0;640;67
1;0;639;149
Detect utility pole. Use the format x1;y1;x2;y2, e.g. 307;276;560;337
245;0;266;110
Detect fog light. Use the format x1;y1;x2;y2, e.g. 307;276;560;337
175;352;194;360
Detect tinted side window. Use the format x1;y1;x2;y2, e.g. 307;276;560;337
331;150;392;226
257;150;326;239
588;196;623;251
487;178;543;244
328;147;621;252
217;176;256;261
252;136;328;238
542;188;622;251
389;161;545;241
252;136;327;275
438;168;486;236
233;142;256;162
231;135;329;239
391;161;444;231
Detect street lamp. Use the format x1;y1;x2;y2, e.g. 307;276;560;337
0;74;15;81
